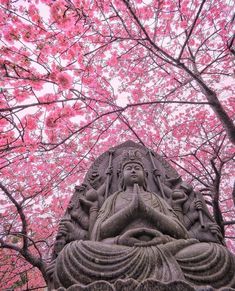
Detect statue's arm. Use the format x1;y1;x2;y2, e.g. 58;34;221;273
147;195;189;239
100;206;133;239
149;208;189;239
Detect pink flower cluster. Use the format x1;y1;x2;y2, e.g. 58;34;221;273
56;72;73;90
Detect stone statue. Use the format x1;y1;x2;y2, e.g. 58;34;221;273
47;141;235;290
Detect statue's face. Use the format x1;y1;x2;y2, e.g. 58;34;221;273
123;162;145;187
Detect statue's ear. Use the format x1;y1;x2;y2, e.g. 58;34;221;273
117;168;121;177
145;169;148;177
117;169;125;190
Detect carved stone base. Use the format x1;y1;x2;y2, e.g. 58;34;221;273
56;279;235;291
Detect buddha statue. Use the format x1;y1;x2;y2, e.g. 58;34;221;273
47;142;235;290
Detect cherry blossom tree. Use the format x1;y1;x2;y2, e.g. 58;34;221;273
0;0;234;289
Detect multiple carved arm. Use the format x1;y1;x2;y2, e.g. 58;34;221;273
171;185;224;244
53;176;223;256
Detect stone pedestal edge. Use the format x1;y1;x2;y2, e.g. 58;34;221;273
54;279;235;291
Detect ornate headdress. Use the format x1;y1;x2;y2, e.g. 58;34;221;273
120;149;145;170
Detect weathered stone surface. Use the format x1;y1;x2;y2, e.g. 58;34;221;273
47;141;235;290
56;279;235;291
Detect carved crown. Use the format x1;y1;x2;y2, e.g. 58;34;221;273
120;149;145;170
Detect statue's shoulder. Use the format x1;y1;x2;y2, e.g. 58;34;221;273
102;190;122;206
150;191;178;214
149;191;169;205
97;191;122;218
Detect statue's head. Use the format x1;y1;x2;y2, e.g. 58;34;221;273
118;150;148;190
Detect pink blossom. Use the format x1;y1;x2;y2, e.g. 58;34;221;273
24;115;37;130
180;20;188;29
56;72;73;90
15;90;28;102
2;26;19;43
46;116;57;127
28;4;40;22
